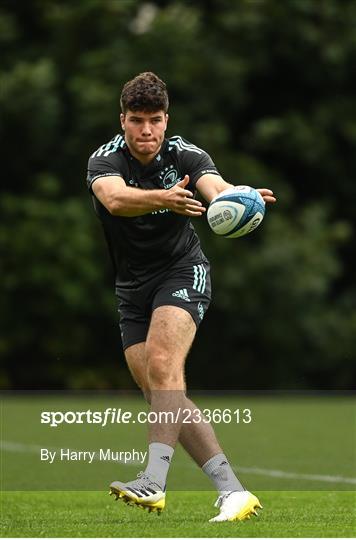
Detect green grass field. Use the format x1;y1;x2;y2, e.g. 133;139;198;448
1;490;355;537
1;394;355;537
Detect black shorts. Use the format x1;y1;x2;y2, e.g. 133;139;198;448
117;259;211;350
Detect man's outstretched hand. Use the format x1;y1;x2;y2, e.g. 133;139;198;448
256;188;276;204
163;175;206;217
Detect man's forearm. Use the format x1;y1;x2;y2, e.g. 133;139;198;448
95;174;205;217
108;186;166;217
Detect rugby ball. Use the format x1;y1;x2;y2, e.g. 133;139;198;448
207;185;265;238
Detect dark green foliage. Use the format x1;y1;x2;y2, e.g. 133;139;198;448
1;0;355;389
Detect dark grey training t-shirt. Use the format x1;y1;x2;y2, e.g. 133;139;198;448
87;134;220;291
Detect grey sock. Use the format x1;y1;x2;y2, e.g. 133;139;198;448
144;442;174;490
202;453;245;494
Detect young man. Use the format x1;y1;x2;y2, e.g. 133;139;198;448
87;72;276;522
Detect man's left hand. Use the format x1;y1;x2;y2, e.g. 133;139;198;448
257;189;276;204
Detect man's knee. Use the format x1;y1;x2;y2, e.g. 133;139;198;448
146;348;184;389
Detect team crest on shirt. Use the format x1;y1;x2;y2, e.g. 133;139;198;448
159;165;181;189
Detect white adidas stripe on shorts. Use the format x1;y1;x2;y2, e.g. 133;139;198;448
193;264;207;293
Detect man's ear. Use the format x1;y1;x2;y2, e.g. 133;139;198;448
120;113;125;130
165;113;169;130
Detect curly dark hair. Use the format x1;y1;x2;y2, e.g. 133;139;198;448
120;72;169;113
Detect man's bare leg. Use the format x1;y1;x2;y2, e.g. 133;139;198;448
125;341;222;466
124;317;246;497
144;305;196;448
111;305;260;520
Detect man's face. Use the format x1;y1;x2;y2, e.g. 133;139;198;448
120;109;168;163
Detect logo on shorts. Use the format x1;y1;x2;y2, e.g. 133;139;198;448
197;302;204;320
160;166;180;189
172;289;191;302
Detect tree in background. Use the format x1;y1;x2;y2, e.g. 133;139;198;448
1;0;355;390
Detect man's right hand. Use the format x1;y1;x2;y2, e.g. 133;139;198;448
163;175;206;217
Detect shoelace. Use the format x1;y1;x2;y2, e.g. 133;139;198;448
215;490;241;508
129;471;162;491
214;492;229;508
130;471;151;488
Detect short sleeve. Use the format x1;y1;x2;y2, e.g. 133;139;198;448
87;155;125;193
184;151;220;187
171;136;220;188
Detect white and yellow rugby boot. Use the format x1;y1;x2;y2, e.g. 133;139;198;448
209;490;262;522
109;472;165;514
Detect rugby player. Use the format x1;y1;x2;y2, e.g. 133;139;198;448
86;72;276;522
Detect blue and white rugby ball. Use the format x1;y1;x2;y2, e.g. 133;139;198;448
207;185;265;238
